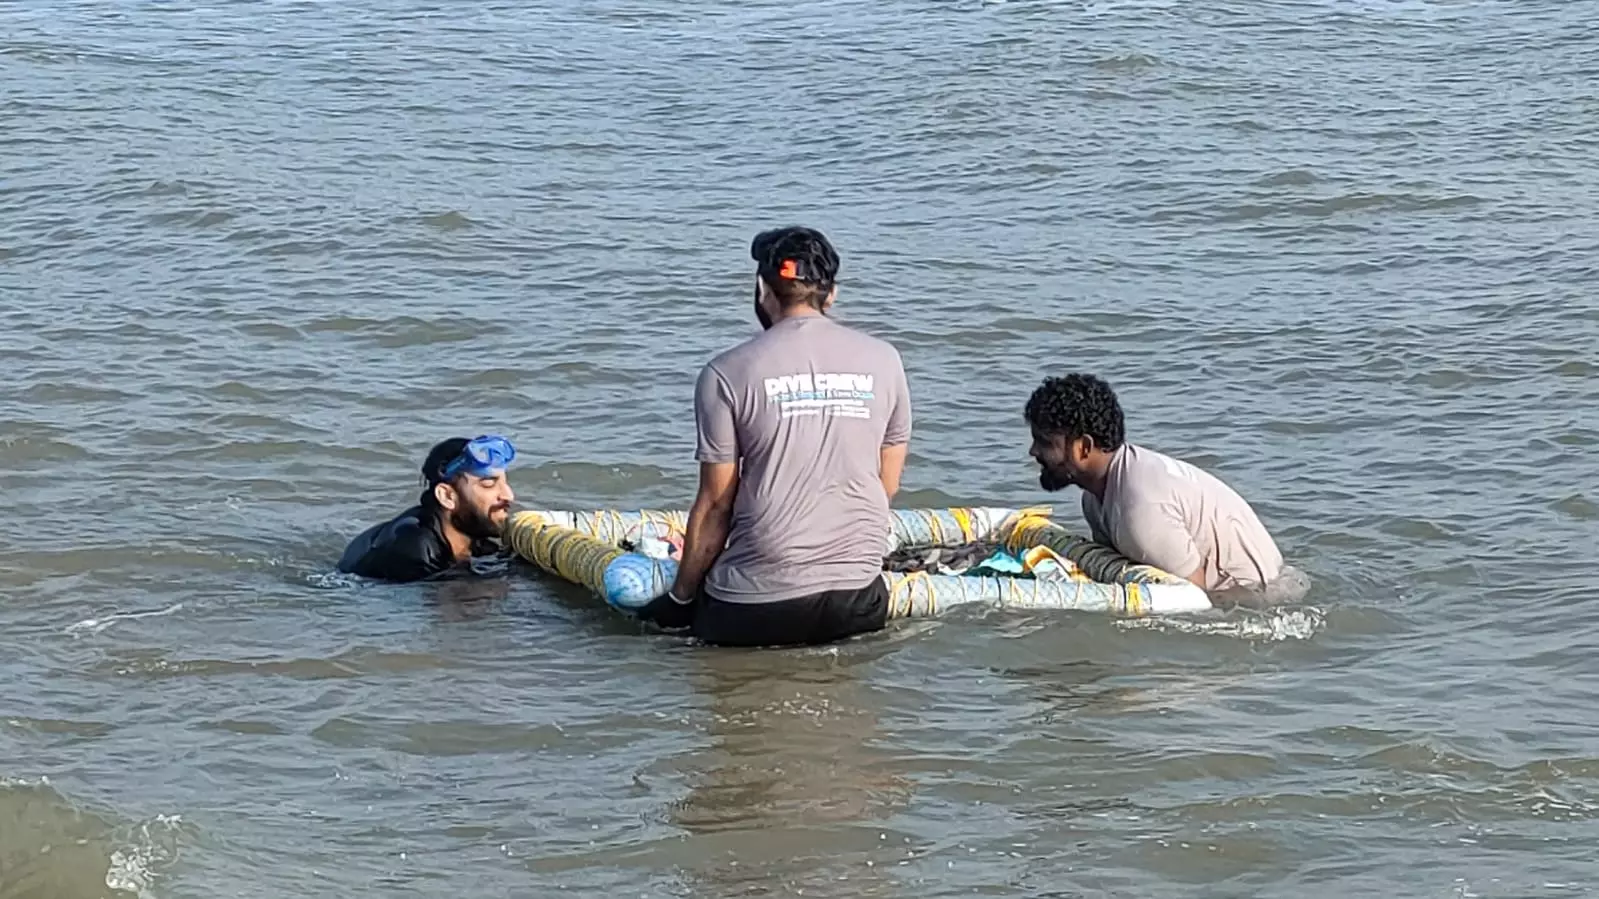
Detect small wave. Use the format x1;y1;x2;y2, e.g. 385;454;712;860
100;647;460;680
1092;52;1161;72
1215;190;1484;224
535;461;673;489
298;314;481;348
141;207;236;229
65;603;184;638
1117;605;1327;641
412;210;477;231
1551;494;1599;522
88;178;194;203
0;431;95;464
0;43;168;68
0;777;186;899
445;366;536;389
1255;169;1320;187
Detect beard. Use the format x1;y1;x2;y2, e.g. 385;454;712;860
1038;464;1075;492
452;502;507;541
754;284;773;330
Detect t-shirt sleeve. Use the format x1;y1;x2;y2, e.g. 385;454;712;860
694;363;739;464
882;351;912;447
1116;500;1202;578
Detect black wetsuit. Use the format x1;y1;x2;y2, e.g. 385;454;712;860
337;505;478;583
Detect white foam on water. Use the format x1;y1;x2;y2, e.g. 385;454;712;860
1115;605;1327;641
105;815;184;899
65;603;184;638
2;777;184;898
105;847;156;897
305;569;363;589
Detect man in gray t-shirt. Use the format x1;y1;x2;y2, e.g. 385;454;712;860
637;226;912;646
1024;373;1284;593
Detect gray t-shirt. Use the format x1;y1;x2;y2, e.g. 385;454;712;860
694;314;912;603
1081;443;1283;592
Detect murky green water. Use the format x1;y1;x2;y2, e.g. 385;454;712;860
4;1;1597;896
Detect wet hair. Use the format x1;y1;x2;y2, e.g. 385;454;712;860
419;436;470;512
1023;374;1126;451
750;226;839;311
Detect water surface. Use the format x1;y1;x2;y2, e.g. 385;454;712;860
3;0;1598;896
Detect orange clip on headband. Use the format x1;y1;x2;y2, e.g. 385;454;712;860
777;259;799;280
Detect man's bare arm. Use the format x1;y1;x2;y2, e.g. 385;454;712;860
670;461;740;600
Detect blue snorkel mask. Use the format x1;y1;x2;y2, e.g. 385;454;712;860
438;435;516;481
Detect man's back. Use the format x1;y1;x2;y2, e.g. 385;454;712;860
1083;443;1283;591
695;314;911;603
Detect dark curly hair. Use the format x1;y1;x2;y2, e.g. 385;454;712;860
751;225;839;311
1023;374;1125;451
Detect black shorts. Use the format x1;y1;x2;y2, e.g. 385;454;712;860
691;577;889;648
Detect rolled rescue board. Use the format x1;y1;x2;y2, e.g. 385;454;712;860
502;507;1214;619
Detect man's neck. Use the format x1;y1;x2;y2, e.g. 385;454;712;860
771;305;825;326
1079;450;1117;499
438;517;474;561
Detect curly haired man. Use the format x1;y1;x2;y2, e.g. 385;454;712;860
1023;374;1283;594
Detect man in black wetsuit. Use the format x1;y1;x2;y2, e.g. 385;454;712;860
337;435;518;582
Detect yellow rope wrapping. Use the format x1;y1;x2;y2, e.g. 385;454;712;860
993;505;1055;537
506;507;1186;620
890;507;1006;548
887;569;967;619
571;509;689;545
1124;583;1145;617
1002;515;1187;586
503;511;623;594
883;568;1160;620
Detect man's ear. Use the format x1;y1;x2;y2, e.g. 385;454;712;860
821;286;837;312
433;481;458;511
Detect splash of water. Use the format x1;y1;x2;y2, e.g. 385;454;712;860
1116;605;1327;641
105;816;185;899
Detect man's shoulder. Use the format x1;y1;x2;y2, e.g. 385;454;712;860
703;337;756;376
384;514;439;548
1123;443;1184;473
785;319;906;375
1107;445;1169;500
707;318;903;380
825;318;903;359
702;327;777;376
1117;444;1219;505
338;506;449;580
378;505;432;536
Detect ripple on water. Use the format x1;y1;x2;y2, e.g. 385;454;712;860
95;647;465;680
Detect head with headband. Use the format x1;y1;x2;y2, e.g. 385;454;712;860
420;435;518;540
749;225;840;330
